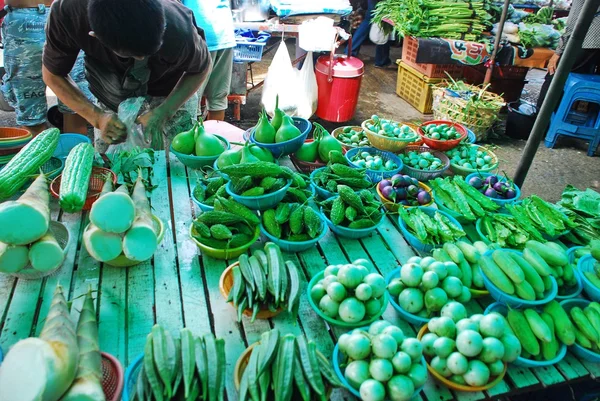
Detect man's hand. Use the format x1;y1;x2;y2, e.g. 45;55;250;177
97;112;127;144
137;108;168;149
548;52;561;75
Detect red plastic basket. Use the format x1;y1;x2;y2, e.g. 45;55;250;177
50;167;117;211
402;37;463;79
418;120;468;151
101;352;124;401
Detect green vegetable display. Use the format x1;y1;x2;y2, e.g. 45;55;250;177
193;175;228;207
445;144;496;171
365;115;419;141
320;186;384;229
430;176;500;222
399;150;446;172
478;214;537;249
506;195;577;239
311;153;372;195
262;203;323;241
334;126;370;148
558;185;600;244
421;123;462;141
428;240;493;290
398;207;466;245
350;151;398;171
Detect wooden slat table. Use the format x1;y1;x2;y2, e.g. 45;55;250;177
1;150;599;401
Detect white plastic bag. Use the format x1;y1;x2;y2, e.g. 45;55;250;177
108;97;149;154
261;41;301;116
369;23;389;45
296;52;318;119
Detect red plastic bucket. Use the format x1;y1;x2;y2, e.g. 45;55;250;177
315;37;364;123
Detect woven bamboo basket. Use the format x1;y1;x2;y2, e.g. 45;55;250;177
432;83;505;141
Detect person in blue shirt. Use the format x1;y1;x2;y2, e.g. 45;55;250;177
183;0;235;121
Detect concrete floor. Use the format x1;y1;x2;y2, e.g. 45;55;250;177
0;42;598;202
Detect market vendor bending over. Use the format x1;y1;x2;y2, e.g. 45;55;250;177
42;0;212;151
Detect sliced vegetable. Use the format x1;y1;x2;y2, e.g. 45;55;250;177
123;174;158;261
90;177;135;234
29;230;64;273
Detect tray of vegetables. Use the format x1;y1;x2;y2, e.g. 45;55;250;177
398;146;450;181
506;195;577;240
362;115;420;152
260;203;327;251
445;144;498;176
332;126;370;150
398;206;466;252
310;151;372;199
466;172;520;207
171;118;229;169
345;147;403;183
191;173;228;212
430;176;500;223
250;105;311;157
377;174;433;211
418;120;467;151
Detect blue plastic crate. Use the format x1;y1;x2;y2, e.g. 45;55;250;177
233;31;271;62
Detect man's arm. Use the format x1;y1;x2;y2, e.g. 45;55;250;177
42;65;127;143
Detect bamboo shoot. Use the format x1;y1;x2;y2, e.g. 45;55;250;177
0;241;29;273
29;230;65;273
123;175;157;261
89;177;135;234
83;224;123;262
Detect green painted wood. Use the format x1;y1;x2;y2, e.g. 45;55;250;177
575;359;600;378
531;365;567;387
0;276;15;329
377;216;419;264
99;264;127;361
0;276;43;350
555;353;591;381
126;259;154;365
505;365;542;391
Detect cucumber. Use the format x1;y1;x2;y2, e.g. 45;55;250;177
471;262;484;289
542;275;553;291
570;307;599;343
511;253;544;294
526;240;568;267
432;248;453;263
508;309;540;356
522;248;553;277
444;243;465;264
584;271;600;289
515;280;536;301
524;309;552;343
575;327;593;349
479;255;515;294
492;250;525;284
540;312;559;360
458;259;472;288
584;307;600;342
543;301;576;346
473;241;490;255
456;240;480;264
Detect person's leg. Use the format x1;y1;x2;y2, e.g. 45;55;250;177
204;48;233;121
1;8;49;135
351;0;376;57
374;41;391;67
60;51;95;134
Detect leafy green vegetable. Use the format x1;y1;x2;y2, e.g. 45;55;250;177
522;6;554;25
104;147;157;192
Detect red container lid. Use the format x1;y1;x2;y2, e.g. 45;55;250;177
316;54;365;78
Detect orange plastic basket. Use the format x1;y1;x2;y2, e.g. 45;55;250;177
0;127;31;142
401;37;463;79
418;120;468;151
50;167;117;211
101;352;124;401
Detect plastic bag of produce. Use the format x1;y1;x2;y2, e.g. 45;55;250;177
261;41;301;116
108;97;149;153
296;52;318;119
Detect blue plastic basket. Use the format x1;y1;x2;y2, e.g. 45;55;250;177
321;202;385;239
464;172;521;208
250;117;311;157
345;147;403;183
260;217;328;253
226;179;291;211
560;298;600;363
122;354;143;401
577;255;600;302
310;167;336;200
484;302;567;367
397;207;464;253
333;342;426;400
465;129;476;144
481;249;558;308
170;135;230;170
53;133;91;160
568;246;589;266
191;182;215;212
385;267;431;326
233;32;271;62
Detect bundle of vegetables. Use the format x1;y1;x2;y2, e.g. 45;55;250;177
262;203;324;241
430;241;494;291
215;142;275;169
478;213;535;249
388;256;472;319
337;320;427;401
0;173;66;274
130;325;226;401
84;174;158;262
311;154;372;195
372;0;494;41
445;144;497;171
421;313;520;388
219;161;296;197
378;174;432;207
518;22;561;49
0;285;80;401
294;123;344;163
334;126;370;148
321;185;384;229
254;105;302;144
238;329;343;401
0;127;60;200
228;243;301;321
559;301;600;352
192;199;260;250
172;117;226;157
480;249;557;301
430;176;500;222
506;195;578;239
468;173;518;200
192;174;228;207
557;185;600;244
108;147;156;192
398;207;466;245
365;115;419;141
522;6;554;24
399;150;446;172
522;240;578;296
310;260;388;324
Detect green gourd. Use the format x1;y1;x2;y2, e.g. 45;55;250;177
254;109;276;143
294;130;322;162
216;148;242;168
271;95;285;132
248;144;275;163
316;123;343;163
240;145;260;164
172;123;197;155
194;118;225;157
275;115;301;143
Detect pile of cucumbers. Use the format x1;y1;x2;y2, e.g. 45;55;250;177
523;240;579;296
262;203;323;241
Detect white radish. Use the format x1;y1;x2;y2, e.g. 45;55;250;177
83;224;123;262
122;174;157;261
29;230;65;273
89;177;135;234
0;242;29;273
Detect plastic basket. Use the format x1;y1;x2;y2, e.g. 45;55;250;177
464;172;521;208
401;37;464;78
190;224;260;260
385;268;431;325
484;302;567;367
418;120;468;151
123;354;143;401
398;146;450;181
226;179;291;211
53;134;92;160
191;182;215;212
7;221;70;280
433;191;473;224
170;135;230;170
331;126;369;152
289;139;326;173
102;215;165;267
361;119;419;153
321;204;385;239
233;38;269;62
307;270;388;328
0;127;30;142
260;218;328;252
448;145;499;177
481;249;558;308
465;129;477;144
333;341;426;400
396;61;444;114
219;262;283;319
102;352;125;401
42;157;65;180
568;246;590;268
397;207;463;253
377;181;434;212
250;117;312;157
560;298;600;363
345;147;403;183
577;255;600;302
310;167;336;200
51;167;117;211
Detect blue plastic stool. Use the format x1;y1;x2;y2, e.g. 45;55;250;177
544;73;600;156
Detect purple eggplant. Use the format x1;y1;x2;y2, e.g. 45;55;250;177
469;176;484;189
381;185;395;201
493;182;505;193
395;187;408;200
407;185;419;197
379;180;392;192
418;191;432;205
391;174;404;183
484;187;499;199
409;177;420;187
486;175;499;186
505;189;517;199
